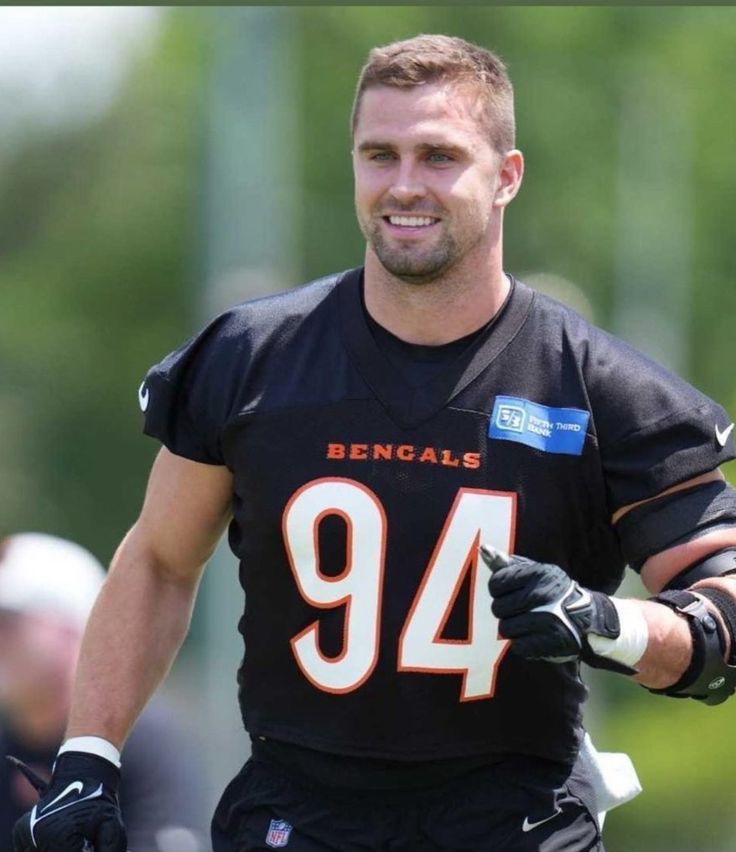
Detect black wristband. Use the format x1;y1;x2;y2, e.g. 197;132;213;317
649;589;736;704
695;587;736;665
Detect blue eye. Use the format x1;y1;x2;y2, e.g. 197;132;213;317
428;152;452;163
370;151;395;161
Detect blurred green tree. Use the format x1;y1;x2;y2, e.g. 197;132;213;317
0;9;210;561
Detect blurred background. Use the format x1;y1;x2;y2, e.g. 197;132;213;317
0;6;734;850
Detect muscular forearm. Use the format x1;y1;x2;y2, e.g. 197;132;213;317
66;527;201;748
629;577;736;690
631;600;693;689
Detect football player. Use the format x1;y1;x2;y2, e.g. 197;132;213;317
14;34;736;852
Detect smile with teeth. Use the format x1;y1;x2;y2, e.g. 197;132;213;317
386;215;439;227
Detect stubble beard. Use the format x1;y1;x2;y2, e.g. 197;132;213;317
360;218;460;285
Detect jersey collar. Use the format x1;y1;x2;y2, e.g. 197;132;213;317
336;267;535;429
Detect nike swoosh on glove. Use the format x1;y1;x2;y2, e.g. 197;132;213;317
12;751;127;852
481;545;636;674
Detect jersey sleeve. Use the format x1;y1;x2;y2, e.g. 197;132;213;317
140;308;251;465
586;327;735;512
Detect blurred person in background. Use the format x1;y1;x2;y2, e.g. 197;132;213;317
12;33;736;852
0;533;209;852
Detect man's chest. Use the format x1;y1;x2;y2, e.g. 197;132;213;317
224;396;615;584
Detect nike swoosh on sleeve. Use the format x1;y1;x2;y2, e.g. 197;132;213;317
715;423;735;447
138;381;150;412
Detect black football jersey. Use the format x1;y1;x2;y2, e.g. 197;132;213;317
141;268;734;765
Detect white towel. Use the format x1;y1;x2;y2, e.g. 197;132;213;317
579;732;643;828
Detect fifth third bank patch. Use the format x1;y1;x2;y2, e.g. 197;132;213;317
489;395;590;456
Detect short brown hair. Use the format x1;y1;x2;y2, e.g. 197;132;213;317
351;34;515;154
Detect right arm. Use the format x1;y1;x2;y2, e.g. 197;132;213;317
66;447;233;748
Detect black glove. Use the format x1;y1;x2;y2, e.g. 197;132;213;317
11;751;127;851
481;545;636;674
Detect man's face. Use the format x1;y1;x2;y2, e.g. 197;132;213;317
353;82;504;284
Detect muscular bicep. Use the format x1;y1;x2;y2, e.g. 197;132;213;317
124;447;234;584
640;528;736;594
611;469;724;525
611;468;736;593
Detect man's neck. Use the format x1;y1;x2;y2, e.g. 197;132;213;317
363;250;510;345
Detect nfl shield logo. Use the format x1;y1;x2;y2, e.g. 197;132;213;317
265;818;293;848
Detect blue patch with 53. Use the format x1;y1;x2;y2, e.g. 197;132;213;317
489;396;590;456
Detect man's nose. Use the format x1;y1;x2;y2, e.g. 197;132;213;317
389;160;426;205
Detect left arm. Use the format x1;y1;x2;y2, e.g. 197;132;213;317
629;542;736;689
487;469;736;697
619;470;736;689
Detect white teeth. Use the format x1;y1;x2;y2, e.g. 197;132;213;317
388;215;436;227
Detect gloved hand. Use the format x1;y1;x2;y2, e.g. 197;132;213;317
11;751;127;851
481;545;636;673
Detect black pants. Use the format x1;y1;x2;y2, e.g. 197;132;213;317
211;751;602;851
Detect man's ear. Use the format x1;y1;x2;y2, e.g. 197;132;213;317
492;149;524;209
